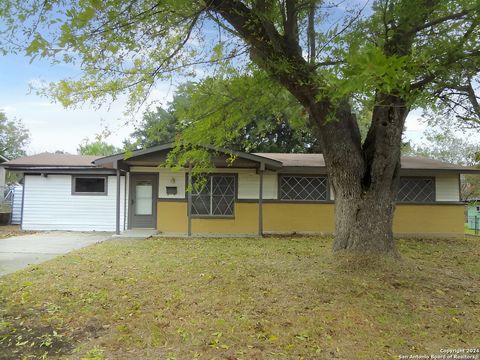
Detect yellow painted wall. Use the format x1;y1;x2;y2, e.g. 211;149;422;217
157;201;188;233
156;201;258;234
393;204;464;235
263;203;335;233
157;201;464;236
192;203;258;234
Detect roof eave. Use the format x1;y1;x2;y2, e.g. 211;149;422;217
94;143;284;169
4;166;116;174
401;167;480;174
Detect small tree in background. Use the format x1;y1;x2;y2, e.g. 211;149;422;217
78;134;119;156
0;111;29;160
0;111;30;183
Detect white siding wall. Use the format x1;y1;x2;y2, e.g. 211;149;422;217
158;169;186;199
22;175;126;231
436;174;460;201
237;171;277;199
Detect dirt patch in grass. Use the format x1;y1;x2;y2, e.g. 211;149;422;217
0;225;35;240
0;236;479;359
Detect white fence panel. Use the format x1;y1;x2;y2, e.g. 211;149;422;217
11;185;23;225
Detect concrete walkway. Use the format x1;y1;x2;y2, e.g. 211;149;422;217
0;231;112;276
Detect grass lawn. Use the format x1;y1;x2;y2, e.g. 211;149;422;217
0;236;479;359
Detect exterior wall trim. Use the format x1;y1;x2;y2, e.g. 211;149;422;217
159;198;464;205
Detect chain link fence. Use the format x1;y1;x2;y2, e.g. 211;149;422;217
467;216;479;236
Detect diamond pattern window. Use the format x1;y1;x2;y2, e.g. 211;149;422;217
191;175;235;216
279;175;328;201
396;177;435;202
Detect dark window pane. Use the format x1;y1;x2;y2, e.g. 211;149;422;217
280;176;327;201
191;175;235;216
74;177;106;194
191;177;211;215
192;194;211;215
212;176;235;215
396;177;435;202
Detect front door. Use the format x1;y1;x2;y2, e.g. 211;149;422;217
129;173;158;228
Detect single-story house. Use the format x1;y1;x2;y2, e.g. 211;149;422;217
3;144;479;237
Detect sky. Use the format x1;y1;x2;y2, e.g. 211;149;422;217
0;51;180;154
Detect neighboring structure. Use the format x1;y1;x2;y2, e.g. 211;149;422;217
0;155;8;189
467;199;480;231
3;145;479;238
10;185;23;225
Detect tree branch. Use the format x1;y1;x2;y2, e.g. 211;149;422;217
408;9;470;35
307;0;316;65
284;0;300;55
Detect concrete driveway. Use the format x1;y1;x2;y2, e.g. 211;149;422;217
0;231;112;276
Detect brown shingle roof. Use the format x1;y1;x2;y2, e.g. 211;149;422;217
3;153;100;167
3;150;478;173
255;153;478;172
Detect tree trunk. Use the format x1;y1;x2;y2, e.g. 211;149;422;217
305;96;407;256
332;178;398;255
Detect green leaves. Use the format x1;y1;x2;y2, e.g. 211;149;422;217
77;7;96;28
25;34;50;58
328;44;414;102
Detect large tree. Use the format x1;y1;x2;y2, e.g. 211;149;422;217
2;0;480;255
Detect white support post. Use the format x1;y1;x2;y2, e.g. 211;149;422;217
115;167;121;235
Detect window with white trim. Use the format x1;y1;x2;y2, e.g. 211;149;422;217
191;175;235;216
396;177;435;202
72;176;107;195
279;175;328;201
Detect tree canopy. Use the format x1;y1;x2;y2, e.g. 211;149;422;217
1;0;479;163
126;78;319;153
78;136;119;156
